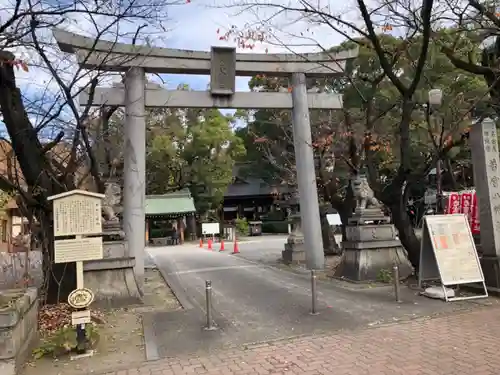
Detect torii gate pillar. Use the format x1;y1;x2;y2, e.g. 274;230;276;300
124;67;146;288
291;72;324;269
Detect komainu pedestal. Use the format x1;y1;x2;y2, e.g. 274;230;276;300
335;208;413;281
83;181;142;307
83;231;142;307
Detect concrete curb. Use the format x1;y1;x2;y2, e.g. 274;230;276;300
152;258;194;311
141;312;160;361
142;253;195;361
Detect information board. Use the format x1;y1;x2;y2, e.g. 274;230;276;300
419;214;487;301
326;214;342;226
71;310;91;325
49;191;103;237
202;222;220;235
54;237;103;264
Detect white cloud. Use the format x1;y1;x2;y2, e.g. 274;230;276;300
1;0;366;133
1;0;184;129
145;0;359;94
164;0;357;52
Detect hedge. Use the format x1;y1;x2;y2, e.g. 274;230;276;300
150;228;170;238
261;220;289;234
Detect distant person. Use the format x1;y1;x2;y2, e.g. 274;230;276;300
171;225;179;245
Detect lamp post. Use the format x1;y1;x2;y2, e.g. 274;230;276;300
428;89;443;213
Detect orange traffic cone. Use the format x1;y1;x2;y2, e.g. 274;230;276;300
199;238;203;248
207;239;212;250
232;237;239;254
219;240;225;252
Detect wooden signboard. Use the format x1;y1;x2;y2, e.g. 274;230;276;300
48;190;104;237
54;237;103;264
71;310;91;325
48;189;105;360
202;222;220;235
418;214;487;301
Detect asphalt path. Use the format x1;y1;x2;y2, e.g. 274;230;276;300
146;237;480;358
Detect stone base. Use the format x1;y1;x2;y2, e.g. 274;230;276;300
335;242;413;282
0;288;38;375
346;224;397;242
281;248;306;265
479;255;500;288
349;208;390;225
83;241;142;308
281;237;306;265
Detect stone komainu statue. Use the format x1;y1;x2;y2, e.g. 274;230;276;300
351;175;381;210
102;181;122;222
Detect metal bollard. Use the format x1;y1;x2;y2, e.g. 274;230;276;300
392;265;402;303
310;270;319;315
204;280;217;330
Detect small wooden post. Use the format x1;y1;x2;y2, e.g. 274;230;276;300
47;190;105;359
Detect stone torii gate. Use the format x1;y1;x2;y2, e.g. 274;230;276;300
53;28;358;287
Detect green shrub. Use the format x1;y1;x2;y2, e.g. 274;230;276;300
235;217;249;236
376;269;393;283
261;210;286;221
33;324;100;359
150;228;169;238
261;221;289;234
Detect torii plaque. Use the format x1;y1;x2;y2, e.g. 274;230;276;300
210;46;236;96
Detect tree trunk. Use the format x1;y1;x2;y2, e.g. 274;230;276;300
320;213;340;255
389;200;420;270
338;206;351;241
334;183;355;242
0;52;79;303
38;208;77;304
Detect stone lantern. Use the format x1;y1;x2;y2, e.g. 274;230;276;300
279;191;306;265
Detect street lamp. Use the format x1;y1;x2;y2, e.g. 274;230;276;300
428;89;443;107
427;88;443;213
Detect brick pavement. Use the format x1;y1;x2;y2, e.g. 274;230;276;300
105;307;500;375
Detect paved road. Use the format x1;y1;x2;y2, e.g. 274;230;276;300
224;235;288;264
146;240;491;358
108;306;500;375
202;234;342;266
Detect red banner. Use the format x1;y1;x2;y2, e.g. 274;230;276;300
445;192;461;214
470;191;480;234
460;191;473;223
439;190;479;234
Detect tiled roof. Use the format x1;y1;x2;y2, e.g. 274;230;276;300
145;189;196;216
225;177;282;197
224;164;292;198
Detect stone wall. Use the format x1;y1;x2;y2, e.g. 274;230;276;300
0;252;42;291
0;288;39;375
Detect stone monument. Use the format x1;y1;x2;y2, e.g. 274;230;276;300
470;118;500;289
83;176;142;306
335;175;412;281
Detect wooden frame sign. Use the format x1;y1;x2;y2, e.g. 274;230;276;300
418;214;487;302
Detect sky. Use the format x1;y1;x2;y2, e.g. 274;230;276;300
2;0;362;133
145;1;352;92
